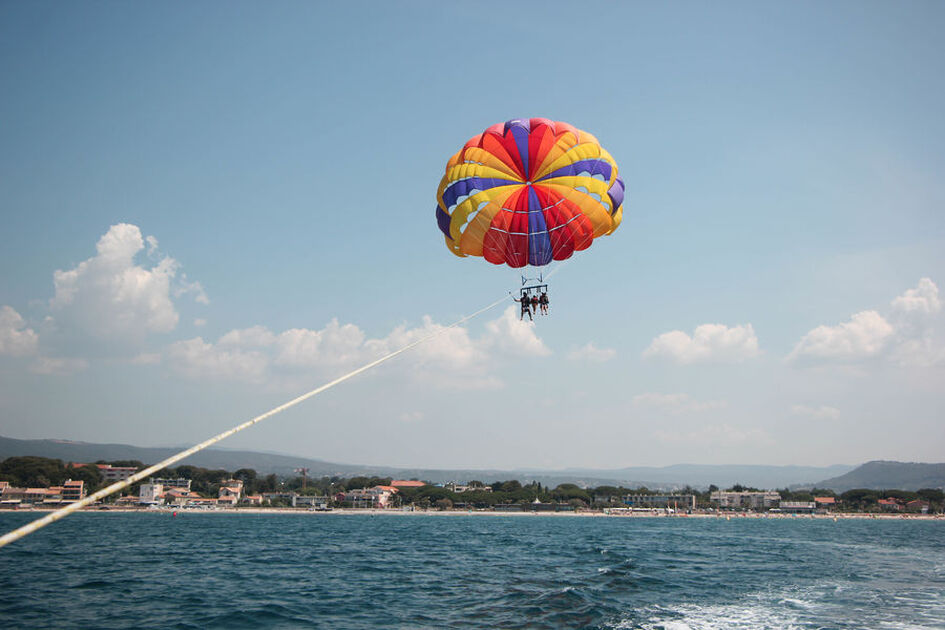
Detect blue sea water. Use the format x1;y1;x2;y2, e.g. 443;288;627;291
0;512;943;629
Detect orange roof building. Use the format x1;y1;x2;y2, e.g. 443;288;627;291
391;480;426;488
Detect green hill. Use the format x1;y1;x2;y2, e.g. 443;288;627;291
814;461;945;491
0;434;858;489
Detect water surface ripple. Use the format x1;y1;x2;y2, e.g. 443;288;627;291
0;512;942;629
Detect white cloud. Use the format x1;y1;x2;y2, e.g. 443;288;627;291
164;307;549;389
276;321;370;368
166;337;269;383
0;306;39;356
892;338;945;367
790;404;841;420
28;357;89;375
219;325;278;348
643;323;760;364
633;392;727;414
788;310;894;363
789;278;942;366
889;278;943;366
891;277;941;315
50;223;205;343
375;319;484;373
175;273;209;305
481;307;551;358
653;423;772;446
194;318;207;327
568;342;616;362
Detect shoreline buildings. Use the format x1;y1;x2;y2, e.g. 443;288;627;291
710;490;782;510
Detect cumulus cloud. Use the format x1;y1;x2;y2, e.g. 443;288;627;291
633;392;727;414
643;323;760;364
145;235;159;256
789;278;942;366
891;277;941;315
174;273;209;305
50;223;206;344
373;317;485;371
166;337;269;383
274;321;370;368
0;306;39;356
568;342;616;362
790;404;841;420
787;310;894;363
164;307;548;388
482;307;551;358
219;325;278;349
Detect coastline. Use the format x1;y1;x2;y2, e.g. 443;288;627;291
7;506;943;520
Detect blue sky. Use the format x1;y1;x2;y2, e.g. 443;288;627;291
1;1;943;470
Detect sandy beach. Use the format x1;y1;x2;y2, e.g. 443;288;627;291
12;505;942;521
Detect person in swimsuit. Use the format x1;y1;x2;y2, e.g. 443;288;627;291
513;293;533;321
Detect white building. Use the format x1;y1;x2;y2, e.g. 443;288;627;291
345;486;397;508
294;495;329;509
151;478;192;491
217;479;243;506
624;494;697;510
139;483;164;505
711;490;781;510
101;466;138;483
61;480;85;502
445;483;491;493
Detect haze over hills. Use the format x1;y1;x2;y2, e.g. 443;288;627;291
812;461;945;492
555;464;856;490
2;435;941;491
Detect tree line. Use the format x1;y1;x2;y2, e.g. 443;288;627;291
1;457;942;511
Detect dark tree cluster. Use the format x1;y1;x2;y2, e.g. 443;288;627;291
0;456;106;492
3;456;942;512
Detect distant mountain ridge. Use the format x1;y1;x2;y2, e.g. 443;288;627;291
2;435;938;491
811;460;945;491
554;464;855;490
0;435;367;478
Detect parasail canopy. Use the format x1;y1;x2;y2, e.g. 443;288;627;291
435;118;625;268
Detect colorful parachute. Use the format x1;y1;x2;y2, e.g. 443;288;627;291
435;118;625;268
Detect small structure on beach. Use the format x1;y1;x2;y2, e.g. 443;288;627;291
624;494;696;511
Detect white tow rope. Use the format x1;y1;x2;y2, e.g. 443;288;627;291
0;296;509;550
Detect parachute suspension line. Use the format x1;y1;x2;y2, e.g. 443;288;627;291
544;258;571;281
0;295;509;550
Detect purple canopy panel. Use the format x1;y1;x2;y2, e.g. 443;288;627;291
436;205;452;239
607;177;625;214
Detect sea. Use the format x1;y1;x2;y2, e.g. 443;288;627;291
0;512;943;629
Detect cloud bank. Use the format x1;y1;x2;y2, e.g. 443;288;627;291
788;278;942;366
166;306;550;389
